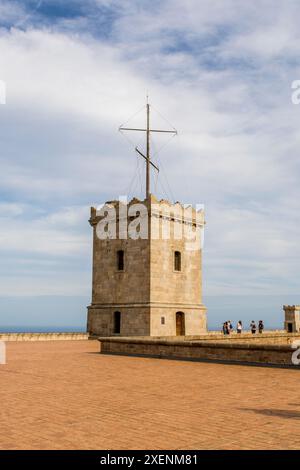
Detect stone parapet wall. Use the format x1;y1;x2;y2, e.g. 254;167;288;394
98;335;300;366
184;331;299;345
0;332;89;342
131;331;299;345
205;329;286;336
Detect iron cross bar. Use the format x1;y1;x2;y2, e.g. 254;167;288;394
135;147;159;173
119;103;177;198
119;127;177;134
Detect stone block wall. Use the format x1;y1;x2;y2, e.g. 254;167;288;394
98;335;300;366
0;333;88;342
87;196;207;337
284;305;300;332
87;306;151;336
150;306;207;336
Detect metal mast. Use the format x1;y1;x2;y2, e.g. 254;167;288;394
119;100;177;199
146;102;150;198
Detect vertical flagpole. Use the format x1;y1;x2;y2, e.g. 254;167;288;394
146;102;150;199
119;100;177;199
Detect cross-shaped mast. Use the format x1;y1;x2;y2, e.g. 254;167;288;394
119;101;177;199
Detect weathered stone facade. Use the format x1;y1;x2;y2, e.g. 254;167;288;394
99;335;299;367
98;335;300;366
284;305;300;333
87;195;207;337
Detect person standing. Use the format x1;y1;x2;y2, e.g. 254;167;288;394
223;322;229;335
258;320;264;334
228;320;233;334
237;321;243;334
250;321;256;334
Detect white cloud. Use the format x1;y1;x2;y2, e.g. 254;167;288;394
1;1;300;297
0;205;89;256
0;1;25;24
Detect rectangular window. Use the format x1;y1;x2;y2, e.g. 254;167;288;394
161;317;165;325
174;251;181;271
113;312;121;334
117;250;124;271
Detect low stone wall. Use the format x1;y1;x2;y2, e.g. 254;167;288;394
184;331;300;345
0;332;89;342
91;330;298;344
98;336;300;366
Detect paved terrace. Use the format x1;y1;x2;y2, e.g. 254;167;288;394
0;340;299;450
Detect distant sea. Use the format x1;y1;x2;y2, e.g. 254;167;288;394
0;326;86;333
0;325;282;333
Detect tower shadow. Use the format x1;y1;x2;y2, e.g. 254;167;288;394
242;408;300;420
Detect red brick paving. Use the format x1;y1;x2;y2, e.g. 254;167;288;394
0;340;299;450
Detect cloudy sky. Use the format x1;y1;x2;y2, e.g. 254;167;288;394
1;0;300;329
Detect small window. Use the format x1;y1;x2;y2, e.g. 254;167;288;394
117;250;124;271
113;311;121;334
161;317;165;325
174;251;181;271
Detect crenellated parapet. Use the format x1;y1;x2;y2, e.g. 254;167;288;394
89;195;205;230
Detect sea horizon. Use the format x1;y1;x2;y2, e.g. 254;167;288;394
0;324;283;334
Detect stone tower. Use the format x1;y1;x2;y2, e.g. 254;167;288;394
87;101;207;337
87;195;207;337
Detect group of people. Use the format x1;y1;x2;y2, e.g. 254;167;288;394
222;320;264;335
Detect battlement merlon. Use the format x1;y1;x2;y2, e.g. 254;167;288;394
283;305;300;311
89;195;205;227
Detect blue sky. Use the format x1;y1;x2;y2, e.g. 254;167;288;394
1;0;300;330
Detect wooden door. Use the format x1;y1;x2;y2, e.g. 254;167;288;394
176;312;185;336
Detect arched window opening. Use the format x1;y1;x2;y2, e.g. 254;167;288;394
174;251;181;271
117;250;124;271
113;311;121;334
